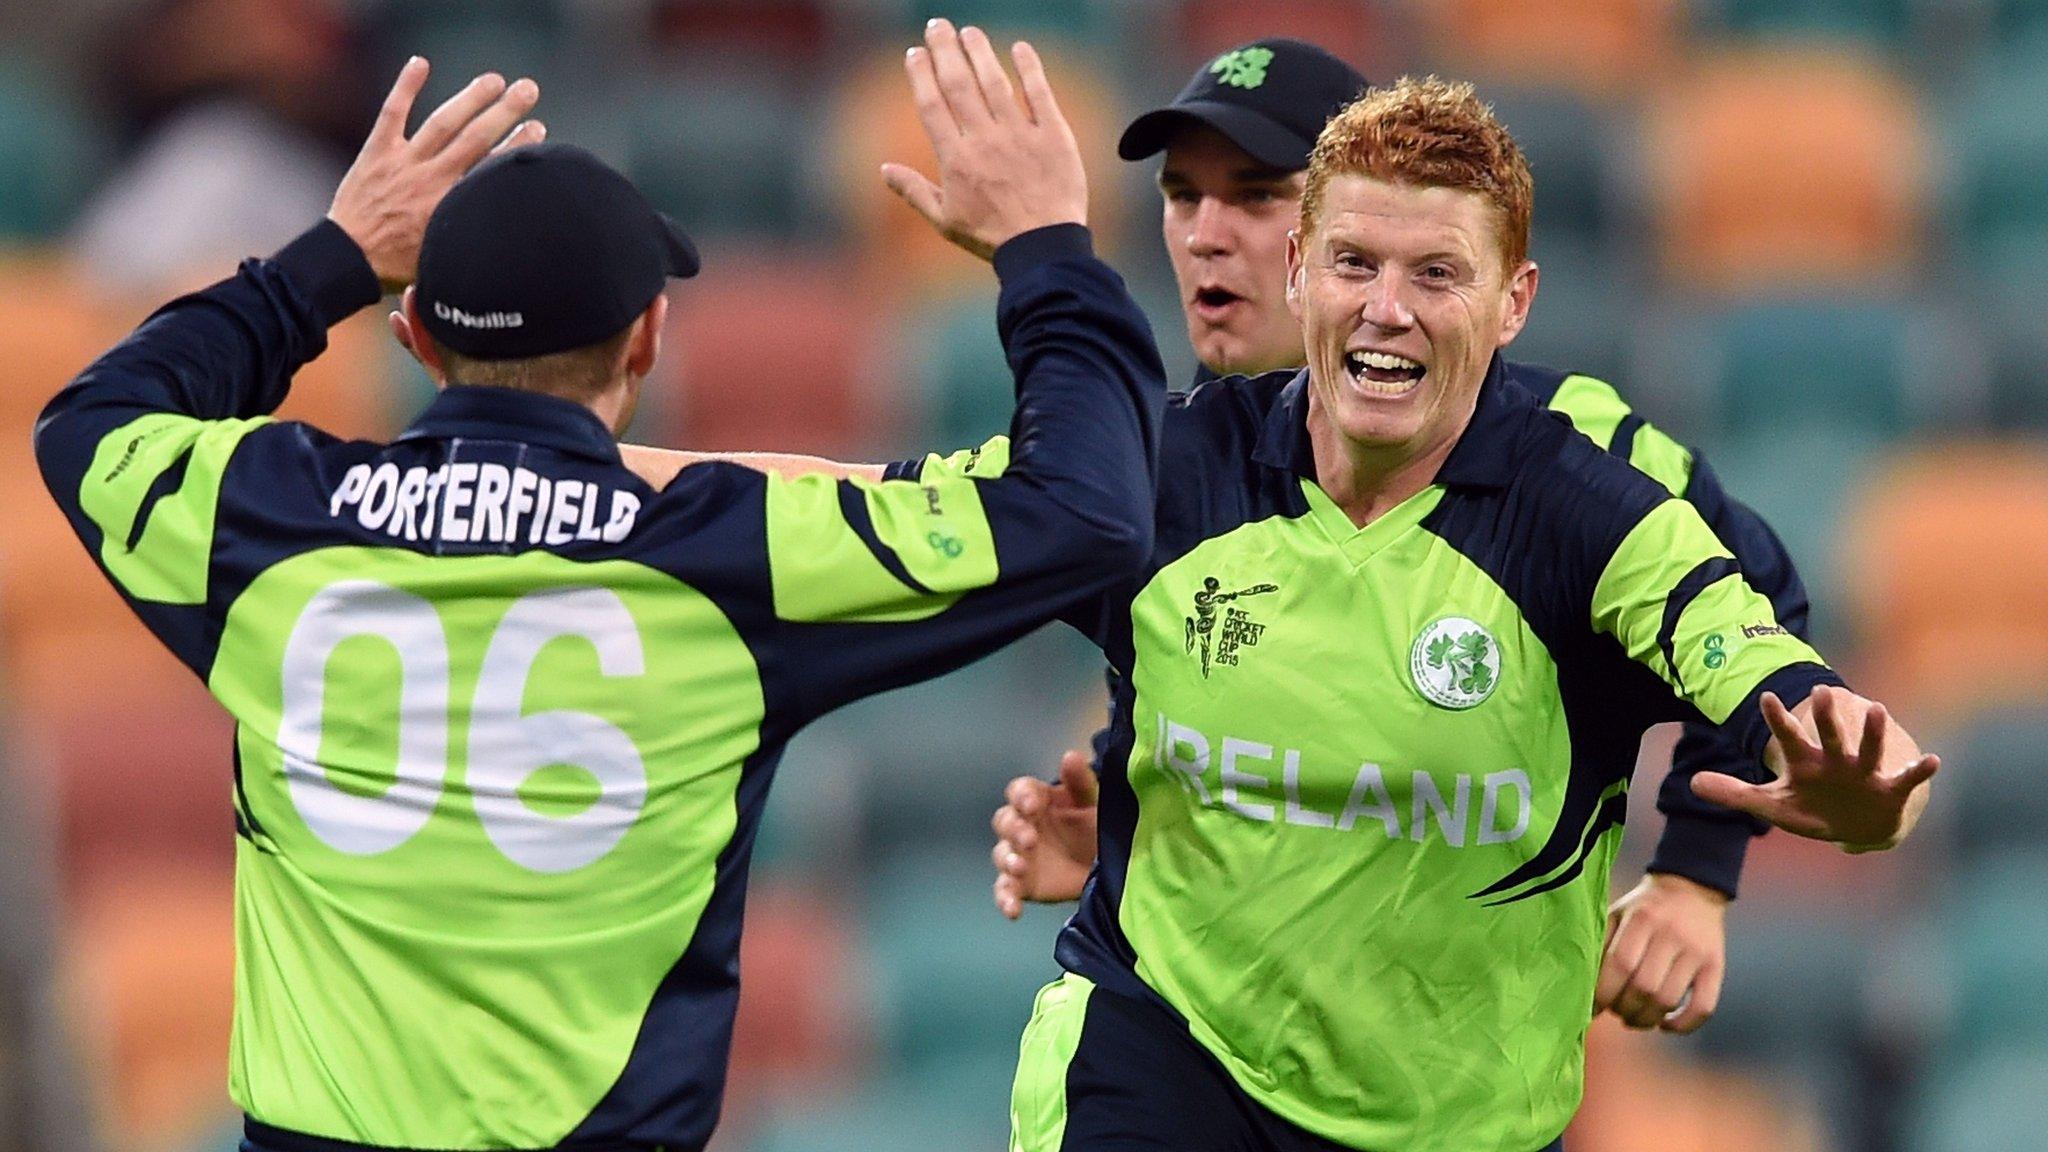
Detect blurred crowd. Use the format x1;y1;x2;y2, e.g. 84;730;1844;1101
2;1;2046;1151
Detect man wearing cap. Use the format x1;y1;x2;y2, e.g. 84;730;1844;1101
34;32;1165;1152
984;38;1817;1042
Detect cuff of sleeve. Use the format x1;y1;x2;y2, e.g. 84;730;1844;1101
882;458;925;483
1726;661;1847;761
271;219;384;329
992;224;1095;283
1646;814;1754;900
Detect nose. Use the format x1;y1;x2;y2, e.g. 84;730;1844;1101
1185;197;1232;258
1358;271;1415;332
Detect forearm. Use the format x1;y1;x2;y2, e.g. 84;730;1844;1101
34;220;379;540
990;224;1164;550
617;443;886;488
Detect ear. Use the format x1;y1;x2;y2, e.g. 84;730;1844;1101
396;288;451;387
625;292;669;379
1284;228;1306;322
1496;259;1539;348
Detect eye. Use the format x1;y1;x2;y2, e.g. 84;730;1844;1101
1240;187;1276;206
1334;251;1368;271
1162;186;1199;206
1421;264;1456;283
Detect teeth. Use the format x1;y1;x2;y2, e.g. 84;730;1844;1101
1343;349;1424;395
1347;350;1422;372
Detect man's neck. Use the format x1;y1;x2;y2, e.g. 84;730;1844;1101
1303;385;1470;529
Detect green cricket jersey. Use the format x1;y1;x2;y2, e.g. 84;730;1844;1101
908;362;1837;1152
33;220;1165;1150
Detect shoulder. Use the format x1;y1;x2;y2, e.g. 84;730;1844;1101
1507;404;1673;554
1506;359;1695;495
1502;360;1578;407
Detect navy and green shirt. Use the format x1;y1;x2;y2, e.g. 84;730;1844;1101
32;220;1165;1151
907;363;1837;1152
1123;362;1815;898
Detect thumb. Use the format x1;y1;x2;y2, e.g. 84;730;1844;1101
1689;772;1776;820
880;163;943;227
1058;750;1099;808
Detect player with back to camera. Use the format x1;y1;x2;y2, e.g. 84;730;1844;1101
34;37;1165;1152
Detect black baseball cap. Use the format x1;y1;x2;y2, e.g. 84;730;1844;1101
416;142;699;360
1118;39;1370;171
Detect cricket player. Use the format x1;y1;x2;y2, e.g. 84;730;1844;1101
990;38;1814;1039
854;65;1934;1151
34;40;1163;1152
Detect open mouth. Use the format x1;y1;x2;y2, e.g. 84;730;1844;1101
1344;349;1426;395
1194;287;1243;312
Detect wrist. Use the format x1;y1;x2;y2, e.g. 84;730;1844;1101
275;219;385;328
1644;870;1732;908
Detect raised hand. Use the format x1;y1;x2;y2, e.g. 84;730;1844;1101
881;20;1088;261
991;749;1101;919
1593;873;1728;1034
329;58;546;291
1692;684;1939;852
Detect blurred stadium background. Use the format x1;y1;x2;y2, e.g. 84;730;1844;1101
2;0;2046;1150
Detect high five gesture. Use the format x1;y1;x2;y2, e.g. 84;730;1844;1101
881;19;1088;261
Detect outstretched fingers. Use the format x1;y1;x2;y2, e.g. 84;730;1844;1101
880;162;943;226
958;25;1018;122
923;19;994;130
411;72;509;157
491;119;548;156
1813;685;1851;767
1893;752;1941;794
1761;691;1820;770
1010;40;1065;132
369;57;431;150
1690;772;1777;821
441;78;540;169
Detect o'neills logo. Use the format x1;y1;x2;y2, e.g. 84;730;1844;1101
433;300;525;329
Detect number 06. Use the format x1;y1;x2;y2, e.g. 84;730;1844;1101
278;581;648;873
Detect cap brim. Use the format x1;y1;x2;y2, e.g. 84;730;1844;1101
659;213;701;279
1117;102;1315;170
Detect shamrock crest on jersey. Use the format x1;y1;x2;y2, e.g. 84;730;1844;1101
1183;576;1279;678
1410;617;1501;709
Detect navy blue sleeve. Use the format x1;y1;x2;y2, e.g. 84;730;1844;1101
31;220;380;673
756;225;1165;721
1647;453;1817;898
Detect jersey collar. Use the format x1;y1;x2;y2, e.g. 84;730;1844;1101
1250;355;1525;490
396;386;624;463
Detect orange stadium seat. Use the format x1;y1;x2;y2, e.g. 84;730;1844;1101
824;43;1125;305
61;860;235;1151
1838;442;2048;722
1418;0;1685;97
1646;46;1928;293
721;881;866;1130
1569;1017;1827;1152
270;315;406;443
649;246;900;460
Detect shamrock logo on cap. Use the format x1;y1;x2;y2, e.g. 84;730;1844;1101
1210;46;1275;90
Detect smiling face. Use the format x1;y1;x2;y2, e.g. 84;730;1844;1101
1287;174;1536;461
1159;125;1310;377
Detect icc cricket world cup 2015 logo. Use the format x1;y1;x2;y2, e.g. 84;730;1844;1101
1185;576;1279;678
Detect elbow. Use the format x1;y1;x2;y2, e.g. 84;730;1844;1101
1057;496;1153;582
